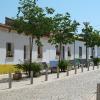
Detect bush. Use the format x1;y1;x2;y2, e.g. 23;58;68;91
31;62;42;77
16;63;29;73
58;60;70;72
16;62;42;77
93;58;100;66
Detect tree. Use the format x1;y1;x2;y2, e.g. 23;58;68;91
11;0;54;76
88;30;100;58
81;22;99;67
49;13;79;61
49;13;79;77
96;31;100;47
33;0;38;4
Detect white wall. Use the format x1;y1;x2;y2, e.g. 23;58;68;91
64;40;93;60
97;47;100;58
0;30;57;64
32;37;56;63
0;30;98;64
0;30;29;64
64;41;86;60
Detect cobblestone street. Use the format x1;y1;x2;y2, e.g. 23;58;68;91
0;68;100;100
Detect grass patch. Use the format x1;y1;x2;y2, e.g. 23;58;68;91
0;64;18;74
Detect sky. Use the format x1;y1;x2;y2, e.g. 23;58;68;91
0;0;100;30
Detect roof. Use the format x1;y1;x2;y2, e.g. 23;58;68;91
0;23;11;32
0;17;15;32
0;17;85;41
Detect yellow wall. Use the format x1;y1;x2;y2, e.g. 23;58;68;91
0;64;17;74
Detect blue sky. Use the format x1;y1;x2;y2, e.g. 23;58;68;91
0;0;100;30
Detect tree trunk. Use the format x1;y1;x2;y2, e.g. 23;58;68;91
91;47;95;70
93;47;95;59
86;45;88;68
74;41;77;74
74;41;75;66
57;43;62;78
29;36;33;77
59;43;62;62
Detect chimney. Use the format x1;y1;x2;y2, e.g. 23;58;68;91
5;17;13;26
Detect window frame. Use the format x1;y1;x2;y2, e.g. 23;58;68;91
79;46;82;58
37;46;43;58
6;42;14;57
56;45;60;56
68;47;71;57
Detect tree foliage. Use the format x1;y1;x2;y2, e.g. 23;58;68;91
80;22;100;65
80;22;100;48
81;22;93;47
12;0;54;46
11;0;54;76
49;13;79;46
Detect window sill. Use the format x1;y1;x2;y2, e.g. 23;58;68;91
37;58;42;59
6;56;14;58
5;57;14;62
68;56;71;57
55;56;59;59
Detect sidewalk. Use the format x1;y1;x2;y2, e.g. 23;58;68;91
0;66;99;91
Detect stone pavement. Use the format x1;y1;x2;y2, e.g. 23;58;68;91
0;66;99;100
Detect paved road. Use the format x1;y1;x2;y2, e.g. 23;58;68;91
0;69;100;100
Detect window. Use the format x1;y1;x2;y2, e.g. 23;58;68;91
91;47;94;58
62;46;65;59
79;46;82;58
56;45;60;56
37;46;43;58
68;47;71;57
6;43;14;57
24;46;27;60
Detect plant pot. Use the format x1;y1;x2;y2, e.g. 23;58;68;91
33;72;40;77
13;72;22;80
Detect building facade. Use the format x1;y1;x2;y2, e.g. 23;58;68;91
0;23;100;64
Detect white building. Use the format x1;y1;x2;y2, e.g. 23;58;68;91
0;22;100;64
